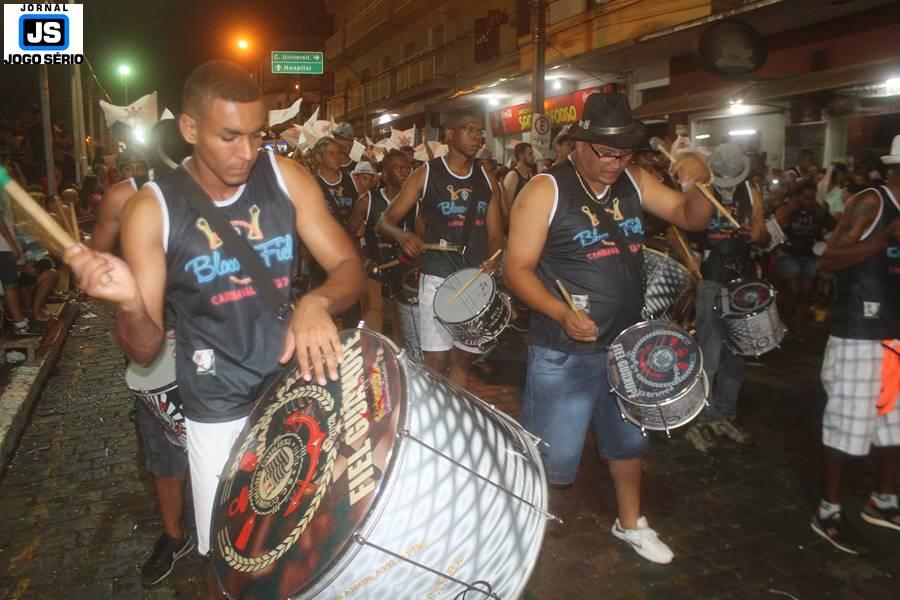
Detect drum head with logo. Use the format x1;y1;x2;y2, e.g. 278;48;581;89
211;329;405;599
433;268;496;324
607;321;702;406
726;279;774;315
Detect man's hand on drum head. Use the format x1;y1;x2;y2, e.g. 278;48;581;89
64;244;141;306
399;232;424;257
281;295;341;386
559;307;599;343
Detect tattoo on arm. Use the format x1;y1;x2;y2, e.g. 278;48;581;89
833;193;879;246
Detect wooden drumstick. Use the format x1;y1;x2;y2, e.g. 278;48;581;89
423;242;459;252
0;166;113;285
667;226;702;280
447;248;503;305
555;279;578;311
648;137;742;229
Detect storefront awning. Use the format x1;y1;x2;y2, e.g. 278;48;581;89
632;84;749;119
633;57;900;119
743;57;900;102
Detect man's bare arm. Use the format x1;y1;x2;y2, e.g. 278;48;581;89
116;191;167;364
748;185;769;245
345;191;370;240
91;179;135;253
638;163;714;232
378;165;426;256
821;190;895;272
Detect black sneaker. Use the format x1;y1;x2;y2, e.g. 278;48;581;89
861;501;900;532
141;532;194;587
810;512;867;555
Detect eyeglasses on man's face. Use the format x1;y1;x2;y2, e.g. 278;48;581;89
588;143;634;164
458;125;487;137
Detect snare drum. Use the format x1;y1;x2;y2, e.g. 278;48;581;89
642;248;695;320
715;279;786;357
433;268;511;350
607;321;709;435
211;328;552;599
125;335;186;449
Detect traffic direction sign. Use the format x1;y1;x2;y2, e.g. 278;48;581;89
271;51;323;75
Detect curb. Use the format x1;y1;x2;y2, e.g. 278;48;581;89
0;302;80;469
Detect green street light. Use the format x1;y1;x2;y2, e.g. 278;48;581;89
117;64;131;104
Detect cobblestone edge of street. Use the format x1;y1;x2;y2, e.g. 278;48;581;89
0;303;80;469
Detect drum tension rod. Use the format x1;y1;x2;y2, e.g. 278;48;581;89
399;430;562;523
352;534;501;599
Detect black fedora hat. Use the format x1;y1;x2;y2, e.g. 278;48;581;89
569;93;646;149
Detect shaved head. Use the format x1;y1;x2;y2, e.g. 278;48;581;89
182;60;262;118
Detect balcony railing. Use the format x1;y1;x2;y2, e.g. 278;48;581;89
329;47;453;122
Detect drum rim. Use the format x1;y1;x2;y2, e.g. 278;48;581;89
617;371;709;431
433;269;498;325
291;328;414;598
124;336;177;388
606;320;704;405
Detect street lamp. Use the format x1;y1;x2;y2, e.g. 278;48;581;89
117;64;131;104
236;38;250;51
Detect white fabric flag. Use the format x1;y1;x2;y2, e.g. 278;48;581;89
390;126;415;148
414;141;446;162
160;107;175;121
301;120;333;149
99;92;159;130
350;140;366;163
281;124;303;147
268;97;302;128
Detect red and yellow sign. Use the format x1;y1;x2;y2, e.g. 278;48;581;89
489;85;618;136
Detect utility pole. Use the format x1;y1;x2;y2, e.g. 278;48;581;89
39;65;56;195
68;0;89;177
531;0;546;117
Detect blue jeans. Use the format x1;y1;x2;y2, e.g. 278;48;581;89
520;345;649;485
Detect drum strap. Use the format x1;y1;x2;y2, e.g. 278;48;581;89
171;168;294;320
459;182;482;259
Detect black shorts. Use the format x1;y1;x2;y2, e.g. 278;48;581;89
0;251;19;289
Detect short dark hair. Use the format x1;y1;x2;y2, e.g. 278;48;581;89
514;142;532;160
382;149;408;170
447;110;482;128
182;61;262;117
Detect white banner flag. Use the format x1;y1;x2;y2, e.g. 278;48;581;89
99;92;159;131
268;97;303;128
160;107;175;121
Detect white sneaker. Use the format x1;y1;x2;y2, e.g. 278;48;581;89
611;516;674;564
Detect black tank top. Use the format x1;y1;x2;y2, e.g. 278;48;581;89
420;156;492;278
316;170;356;226
701;181;755;283
363;188;413;263
531;160;645;353
514;168;531;199
830;186;899;340
784;206;828;257
152;153;297;422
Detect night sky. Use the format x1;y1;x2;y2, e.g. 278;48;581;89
2;0;331;111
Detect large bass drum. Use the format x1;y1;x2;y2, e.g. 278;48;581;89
211;329;551;599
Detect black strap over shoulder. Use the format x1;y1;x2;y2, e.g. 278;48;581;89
459;166;483;258
171;168;293;319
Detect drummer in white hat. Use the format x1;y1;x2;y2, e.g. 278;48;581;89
686;143;768;452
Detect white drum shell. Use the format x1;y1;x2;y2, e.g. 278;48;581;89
296;354;549;599
617;372;709;432
722;304;787;357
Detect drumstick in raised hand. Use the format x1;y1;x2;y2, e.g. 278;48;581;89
447;248;503;305
555;279;578;311
0;165;113;285
648;137;742;229
667;226;702;280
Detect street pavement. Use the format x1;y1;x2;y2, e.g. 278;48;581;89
0;304;898;599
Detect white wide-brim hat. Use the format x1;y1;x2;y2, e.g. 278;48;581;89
881;134;900;164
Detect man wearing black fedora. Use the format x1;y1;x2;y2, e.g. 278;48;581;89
686;143;768;452
505;92;714;564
